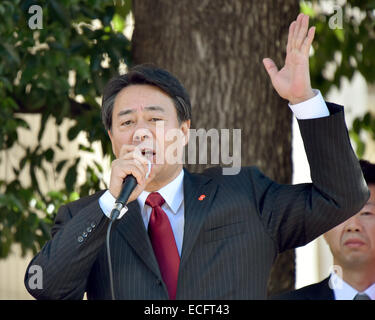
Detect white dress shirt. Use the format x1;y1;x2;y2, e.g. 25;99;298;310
288;89;329;119
99;169;185;256
329;272;375;300
99;89;329;256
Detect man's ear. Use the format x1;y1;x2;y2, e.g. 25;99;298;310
180;120;191;147
107;129;117;158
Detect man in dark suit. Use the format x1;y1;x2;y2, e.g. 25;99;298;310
24;14;369;300
273;160;375;300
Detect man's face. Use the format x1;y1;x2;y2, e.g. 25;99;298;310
108;84;190;187
324;184;375;269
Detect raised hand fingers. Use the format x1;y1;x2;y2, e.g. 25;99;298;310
301;26;316;56
296;14;310;49
291;13;310;51
287;21;296;54
262;58;279;83
291;14;302;48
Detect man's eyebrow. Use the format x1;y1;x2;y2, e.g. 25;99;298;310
117;106;165;117
144;106;165;112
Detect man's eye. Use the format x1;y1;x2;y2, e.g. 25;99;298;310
150;118;162;122
121;120;133;126
360;211;374;217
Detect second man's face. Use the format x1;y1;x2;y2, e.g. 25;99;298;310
324;184;375;269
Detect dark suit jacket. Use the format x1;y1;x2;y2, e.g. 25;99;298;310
271;277;335;300
24;103;369;300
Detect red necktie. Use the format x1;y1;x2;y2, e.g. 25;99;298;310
146;192;180;299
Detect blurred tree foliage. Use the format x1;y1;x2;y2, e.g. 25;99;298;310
0;0;131;258
301;0;375;157
0;0;374;259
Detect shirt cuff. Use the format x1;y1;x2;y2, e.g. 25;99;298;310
288;89;330;119
98;190;128;219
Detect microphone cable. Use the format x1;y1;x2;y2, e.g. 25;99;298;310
106;217;116;300
106;196;132;300
105;161;151;300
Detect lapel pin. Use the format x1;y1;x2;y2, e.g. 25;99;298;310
198;194;206;201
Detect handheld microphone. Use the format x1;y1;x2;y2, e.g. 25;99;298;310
109;157;152;221
109;175;137;221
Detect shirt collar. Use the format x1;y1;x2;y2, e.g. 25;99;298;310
365;283;375;300
137;169;184;215
330;272;375;300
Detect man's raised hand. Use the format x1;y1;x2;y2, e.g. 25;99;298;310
263;13;316;105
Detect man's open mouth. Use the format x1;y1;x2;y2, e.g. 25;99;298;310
141;148;156;157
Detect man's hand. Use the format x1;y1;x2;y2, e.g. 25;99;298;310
263;13;316;105
109;144;155;204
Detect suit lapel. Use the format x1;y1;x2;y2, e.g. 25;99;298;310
180;169;218;269
115;200;161;278
306;277;335;300
317;277;335;300
113;169;218;278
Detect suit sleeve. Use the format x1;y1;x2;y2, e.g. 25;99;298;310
251;102;370;253
24;198;113;299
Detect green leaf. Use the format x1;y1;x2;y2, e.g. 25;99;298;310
115;0;132;18
334;28;345;43
352;118;361;134
357;140;366;158
1;43;20;65
48;0;71;28
44;148;55;162
0;0;134;260
38;113;50;141
78;144;94;152
64;159;79;192
56;159;67;173
363;112;371;128
67;124;81;141
0;76;12;90
69;191;79;202
300;1;315;17
112;13;125;32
